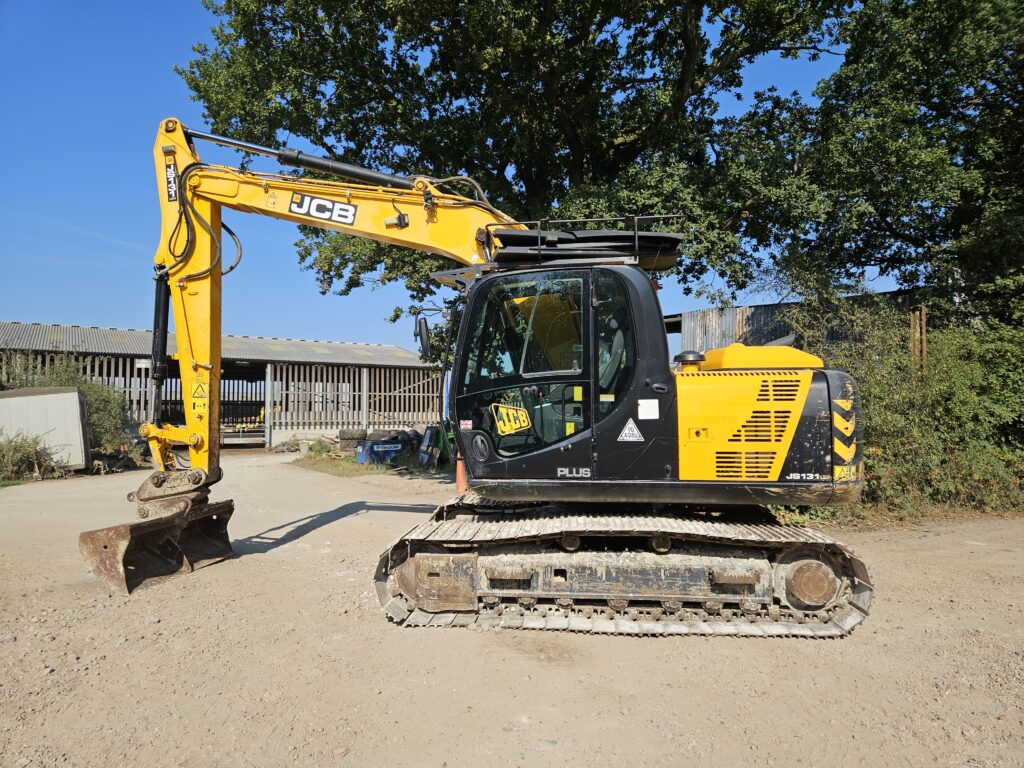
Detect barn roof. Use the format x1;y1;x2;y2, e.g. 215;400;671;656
0;321;426;368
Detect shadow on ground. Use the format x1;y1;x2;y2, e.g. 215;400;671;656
234;501;435;554
387;468;456;487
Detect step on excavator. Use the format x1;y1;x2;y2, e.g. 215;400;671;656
79;118;872;637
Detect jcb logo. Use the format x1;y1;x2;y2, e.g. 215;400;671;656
490;403;531;436
289;193;357;226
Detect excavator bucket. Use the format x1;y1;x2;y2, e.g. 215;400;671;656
79;500;234;594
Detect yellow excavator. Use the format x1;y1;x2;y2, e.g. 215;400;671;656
79;118;872;637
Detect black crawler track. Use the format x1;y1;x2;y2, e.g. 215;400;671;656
375;495;873;638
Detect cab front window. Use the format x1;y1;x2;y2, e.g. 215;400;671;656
458;271;589;457
462;272;585;389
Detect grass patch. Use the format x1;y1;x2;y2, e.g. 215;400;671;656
294;451;449;479
293;454;395;478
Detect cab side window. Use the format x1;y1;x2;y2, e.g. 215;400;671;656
594;271;636;419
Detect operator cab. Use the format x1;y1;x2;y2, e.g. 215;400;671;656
452;264;679;496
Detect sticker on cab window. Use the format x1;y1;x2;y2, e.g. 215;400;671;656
490;403;532;436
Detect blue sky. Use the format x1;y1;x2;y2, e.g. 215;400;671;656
0;3;858;348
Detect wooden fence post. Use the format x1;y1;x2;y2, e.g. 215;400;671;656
910;304;927;371
360;367;370;435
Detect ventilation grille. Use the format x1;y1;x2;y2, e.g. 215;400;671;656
682;370;801;377
756;379;801;402
715;451;776;480
729;410;792;442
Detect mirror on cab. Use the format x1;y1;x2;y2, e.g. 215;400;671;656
414;315;431;361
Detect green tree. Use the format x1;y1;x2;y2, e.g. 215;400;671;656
565;0;1024;311
181;0;850;302
782;0;1023;312
182;1;1022;318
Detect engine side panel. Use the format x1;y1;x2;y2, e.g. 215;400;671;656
676;369;816;482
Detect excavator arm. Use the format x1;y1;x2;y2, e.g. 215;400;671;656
147;117;516;476
80;117;521;593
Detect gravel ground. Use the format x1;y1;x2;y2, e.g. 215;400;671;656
1;451;1021;767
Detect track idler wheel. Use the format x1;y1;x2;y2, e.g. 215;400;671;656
784;560;839;610
774;548;845;611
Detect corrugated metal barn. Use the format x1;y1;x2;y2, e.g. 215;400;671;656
0;321;438;446
663;291;917;353
663;302;793;353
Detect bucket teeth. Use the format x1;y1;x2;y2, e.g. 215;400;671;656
80;500;234;594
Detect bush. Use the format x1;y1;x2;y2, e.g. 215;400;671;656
306;439;335;457
0;429;57;482
785;297;1024;513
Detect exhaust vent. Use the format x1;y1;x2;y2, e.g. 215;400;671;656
756;379;801;402
715;451;775;480
728;410;792;442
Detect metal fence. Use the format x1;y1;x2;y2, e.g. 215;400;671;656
0;351;440;445
266;362;439;437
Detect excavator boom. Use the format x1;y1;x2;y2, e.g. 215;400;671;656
80;118;520;593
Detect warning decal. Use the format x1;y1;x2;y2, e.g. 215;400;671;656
192;383;208;399
617;418;644;442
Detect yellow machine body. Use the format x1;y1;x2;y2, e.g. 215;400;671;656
674;343;863;502
80;117;868;634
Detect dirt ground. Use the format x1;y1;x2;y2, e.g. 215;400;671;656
1;451;1021;768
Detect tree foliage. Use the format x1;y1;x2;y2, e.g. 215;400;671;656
182;0;1023;316
784;0;1023;313
181;0;850;301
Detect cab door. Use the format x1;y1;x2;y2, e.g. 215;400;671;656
453;269;593;480
590;267;678;481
